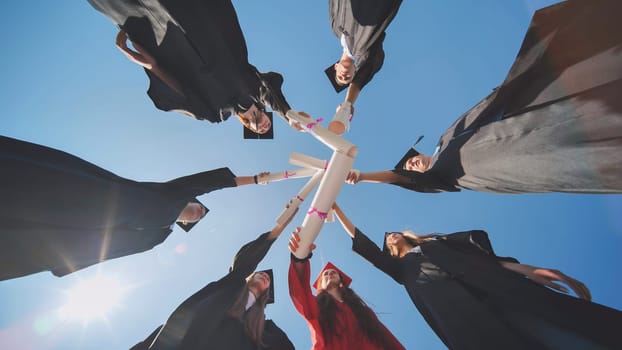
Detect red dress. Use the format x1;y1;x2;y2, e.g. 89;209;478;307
288;258;405;350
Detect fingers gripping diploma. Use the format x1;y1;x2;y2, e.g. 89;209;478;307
288;227;316;255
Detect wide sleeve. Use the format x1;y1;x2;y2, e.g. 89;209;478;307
352;36;385;91
228;231;276;280
261;319;295;350
288;257;319;321
145;69;189;114
443;230;519;264
166;167;238;194
258;71;291;119
351;228;404;284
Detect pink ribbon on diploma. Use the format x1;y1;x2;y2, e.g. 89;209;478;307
284;170;296;179
306;118;324;130
307;207;328;220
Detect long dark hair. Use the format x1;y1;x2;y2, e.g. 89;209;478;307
227;282;269;346
317;285;394;347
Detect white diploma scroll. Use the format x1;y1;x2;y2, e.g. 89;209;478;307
289;153;327;171
286;110;357;155
263;167;317;183
276;171;324;226
292;151;355;258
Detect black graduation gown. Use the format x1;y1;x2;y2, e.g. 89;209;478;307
393;0;622;194
133;231;294;350
87;0;290;122
329;0;403;90
352;228;622;350
0;135;237;280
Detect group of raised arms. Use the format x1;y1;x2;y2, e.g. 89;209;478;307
1;0;622;349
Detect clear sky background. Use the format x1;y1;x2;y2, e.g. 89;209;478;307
1;1;621;349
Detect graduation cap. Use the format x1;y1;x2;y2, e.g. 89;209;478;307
312;262;352;291
394;136;425;170
243;111;274;140
324;62;349;93
175;198;209;232
252;269;275;304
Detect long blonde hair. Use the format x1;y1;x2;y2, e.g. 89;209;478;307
386;230;437;257
227;279;269;346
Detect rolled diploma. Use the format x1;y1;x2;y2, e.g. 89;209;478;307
276;171;324;226
289;152;327;170
263;167;317;183
292;151;355;258
286;110;357;155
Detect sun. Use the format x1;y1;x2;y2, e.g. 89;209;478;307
58;274;126;322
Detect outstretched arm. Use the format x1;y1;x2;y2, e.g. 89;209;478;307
115;29;184;96
332;203;355;238
346;170;411;185
345;81;361;106
288;228;319;321
234;172;270;186
500;262;592;301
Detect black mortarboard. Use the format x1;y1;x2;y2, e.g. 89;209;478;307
243;111;274;140
175;198;209;232
394;136;425;170
324;62;349;93
255;269;275;304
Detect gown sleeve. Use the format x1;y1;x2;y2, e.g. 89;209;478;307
351;228;404;284
442;230;519;264
166;167;238;194
352;36;385;91
288;257;319;321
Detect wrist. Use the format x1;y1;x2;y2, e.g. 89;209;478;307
290;252;313;262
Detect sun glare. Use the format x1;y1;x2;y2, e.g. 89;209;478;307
58;275;126;322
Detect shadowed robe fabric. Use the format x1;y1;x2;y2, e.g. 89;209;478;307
87;0;290;123
288;258;405;350
392;0;622;193
329;0;403;91
353;228;622;350
0;135;236;280
133;232;294;350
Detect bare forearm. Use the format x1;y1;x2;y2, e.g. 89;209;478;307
332;204;355;238
234;176;255;187
345;82;361;105
359;171;410;184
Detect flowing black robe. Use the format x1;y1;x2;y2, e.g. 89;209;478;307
132;231;294;350
87;0;290;123
0;136;237;280
353;228;622;350
392;0;622;193
328;0;403;91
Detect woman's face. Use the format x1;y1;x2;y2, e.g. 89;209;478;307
320;269;341;290
403;155;431;173
177;202;206;223
386;232;406;250
334;60;355;85
242;104;272;134
249;271;271;293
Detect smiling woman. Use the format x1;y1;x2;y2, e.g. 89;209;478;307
57;275;127;322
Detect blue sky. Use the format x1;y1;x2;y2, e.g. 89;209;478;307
1;1;620;349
